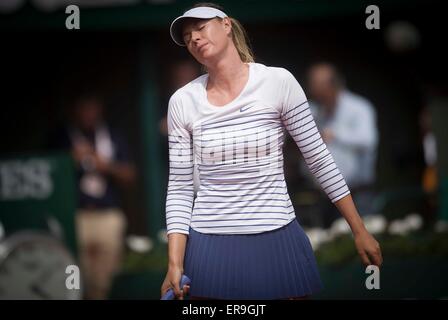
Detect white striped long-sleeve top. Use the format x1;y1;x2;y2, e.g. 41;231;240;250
165;62;350;235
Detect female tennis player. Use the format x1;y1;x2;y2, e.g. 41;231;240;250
161;2;383;300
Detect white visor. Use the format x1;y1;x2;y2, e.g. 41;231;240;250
170;7;228;46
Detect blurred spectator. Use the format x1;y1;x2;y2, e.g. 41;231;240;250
420;106;438;193
306;63;379;226
419;105;438;223
159;59;201;194
159;58;202;136
49;92;136;299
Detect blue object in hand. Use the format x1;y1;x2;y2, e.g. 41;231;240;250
161;275;191;300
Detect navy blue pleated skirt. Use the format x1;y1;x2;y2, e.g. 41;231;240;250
183;219;323;299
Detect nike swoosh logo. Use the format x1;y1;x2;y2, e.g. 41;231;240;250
240;105;254;112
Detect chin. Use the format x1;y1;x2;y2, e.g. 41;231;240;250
197;53;215;65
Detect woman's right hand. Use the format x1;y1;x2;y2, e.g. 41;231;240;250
161;266;189;300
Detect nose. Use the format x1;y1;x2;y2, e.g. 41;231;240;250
191;30;201;44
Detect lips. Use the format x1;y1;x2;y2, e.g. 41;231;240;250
197;43;208;52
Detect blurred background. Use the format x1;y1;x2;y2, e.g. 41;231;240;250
0;0;447;299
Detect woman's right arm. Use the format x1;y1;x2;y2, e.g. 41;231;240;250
161;233;189;299
161;93;194;299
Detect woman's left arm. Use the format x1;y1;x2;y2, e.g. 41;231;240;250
279;69;383;268
334;194;383;267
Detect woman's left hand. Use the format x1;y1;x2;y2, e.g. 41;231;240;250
354;230;383;267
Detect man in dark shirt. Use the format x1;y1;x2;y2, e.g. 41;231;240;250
52;92;136;299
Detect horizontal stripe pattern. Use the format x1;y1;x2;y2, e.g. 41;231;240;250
165;63;350;235
281;101;350;203
165;100;194;235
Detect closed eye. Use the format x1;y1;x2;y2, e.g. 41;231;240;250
198;21;209;30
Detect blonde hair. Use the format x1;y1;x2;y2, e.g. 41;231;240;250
191;2;254;63
229;17;254;63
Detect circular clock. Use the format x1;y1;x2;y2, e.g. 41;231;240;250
0;231;82;300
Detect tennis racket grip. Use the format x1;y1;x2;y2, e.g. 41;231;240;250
161;275;191;300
